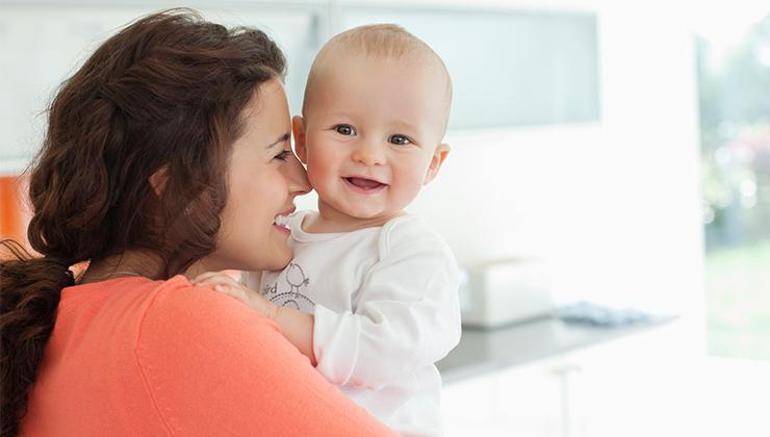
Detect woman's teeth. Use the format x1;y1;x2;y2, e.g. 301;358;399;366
274;215;290;227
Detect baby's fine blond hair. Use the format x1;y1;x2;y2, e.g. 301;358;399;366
302;24;452;120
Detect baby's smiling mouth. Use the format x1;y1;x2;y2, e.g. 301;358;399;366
343;177;387;191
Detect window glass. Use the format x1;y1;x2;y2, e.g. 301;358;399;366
342;8;600;130
698;13;770;361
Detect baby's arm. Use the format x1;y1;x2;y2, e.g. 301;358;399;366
313;224;462;389
195;222;462;391
193;272;317;364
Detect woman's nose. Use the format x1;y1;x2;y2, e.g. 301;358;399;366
286;154;311;196
351;141;385;166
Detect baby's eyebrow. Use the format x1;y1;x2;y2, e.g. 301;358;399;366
390;120;420;133
265;132;290;149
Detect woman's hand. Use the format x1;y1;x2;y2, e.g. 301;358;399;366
193;271;277;320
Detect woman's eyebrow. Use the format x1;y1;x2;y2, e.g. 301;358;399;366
266;132;290;148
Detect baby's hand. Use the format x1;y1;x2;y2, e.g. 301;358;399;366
193;271;277;319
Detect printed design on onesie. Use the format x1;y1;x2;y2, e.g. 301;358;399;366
262;263;315;312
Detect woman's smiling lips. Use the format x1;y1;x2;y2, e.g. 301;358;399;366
273;222;290;234
342;176;387;194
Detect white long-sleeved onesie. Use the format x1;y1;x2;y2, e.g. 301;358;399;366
260;210;462;436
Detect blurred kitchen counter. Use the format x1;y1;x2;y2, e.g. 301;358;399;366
438;314;677;384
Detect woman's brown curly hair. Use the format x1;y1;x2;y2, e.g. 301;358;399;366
0;9;286;436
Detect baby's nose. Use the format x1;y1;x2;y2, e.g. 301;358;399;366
351;141;386;166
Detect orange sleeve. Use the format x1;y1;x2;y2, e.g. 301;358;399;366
135;278;395;436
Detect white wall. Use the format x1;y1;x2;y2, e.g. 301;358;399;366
0;2;325;173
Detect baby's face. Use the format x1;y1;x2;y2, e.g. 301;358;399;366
299;54;449;226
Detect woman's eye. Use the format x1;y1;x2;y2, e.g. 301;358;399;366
389;134;411;146
274;150;291;161
334;124;356;136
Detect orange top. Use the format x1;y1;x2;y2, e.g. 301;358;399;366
22;275;394;436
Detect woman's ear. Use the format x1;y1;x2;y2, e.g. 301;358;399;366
149;165;169;197
292;116;308;164
424;143;451;185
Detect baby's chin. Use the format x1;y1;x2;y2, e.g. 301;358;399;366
343;206;404;224
319;195;409;227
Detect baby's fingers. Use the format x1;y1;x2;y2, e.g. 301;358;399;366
193;272;236;287
198;278;250;303
196;278;236;292
192;271;226;283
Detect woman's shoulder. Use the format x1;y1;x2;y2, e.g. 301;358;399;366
138;275;281;344
132;276;394;436
132;276;293;431
55;275;392;435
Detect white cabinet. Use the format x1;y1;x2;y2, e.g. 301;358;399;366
566;322;693;437
442;320;693;437
443;358;562;437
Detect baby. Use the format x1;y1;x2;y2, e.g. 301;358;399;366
196;24;461;436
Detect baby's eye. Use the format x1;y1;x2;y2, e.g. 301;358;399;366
334;124;356;136
274;150;291;161
388;134;412;146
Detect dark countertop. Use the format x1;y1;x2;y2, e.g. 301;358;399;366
437;315;677;384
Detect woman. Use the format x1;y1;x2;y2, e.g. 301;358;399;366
0;9;393;436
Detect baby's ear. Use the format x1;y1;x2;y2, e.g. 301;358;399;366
292;116;308;164
424;143;450;185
